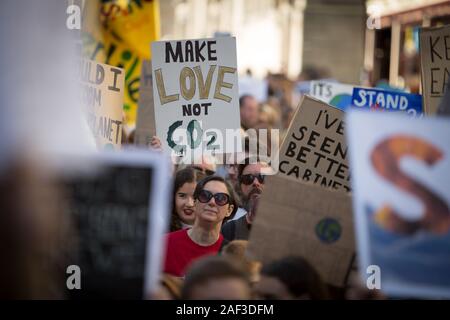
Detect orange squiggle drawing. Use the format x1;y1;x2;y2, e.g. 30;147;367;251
371;135;449;235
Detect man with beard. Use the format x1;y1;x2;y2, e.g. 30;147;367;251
221;161;268;241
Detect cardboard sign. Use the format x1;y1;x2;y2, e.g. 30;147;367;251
135;60;156;147
437;79;450;116
151;37;241;160
310;81;354;111
351;87;423;117
420;25;450;115
278;96;350;192
79;59;125;150
247;175;355;287
61;150;171;299
347;111;450;299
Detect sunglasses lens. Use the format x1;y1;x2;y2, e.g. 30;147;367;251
198;190;212;203
241;174;265;185
241;175;254;185
214;193;229;206
198;190;229;206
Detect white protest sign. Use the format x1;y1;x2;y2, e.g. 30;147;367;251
310;81;354;110
151;37;241;162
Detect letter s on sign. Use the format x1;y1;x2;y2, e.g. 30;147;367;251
370;135;450;235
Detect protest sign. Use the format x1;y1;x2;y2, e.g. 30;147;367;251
79;59;125;150
437;79;450;116
151;37;241;161
310;81;354;110
347;111;450;299
420;25;450;115
61;150;171;299
247;175;355;287
278;96;350;192
351;87;423;117
135;60;156;147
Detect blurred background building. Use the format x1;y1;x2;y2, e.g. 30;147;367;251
159;0;450;93
159;0;367;84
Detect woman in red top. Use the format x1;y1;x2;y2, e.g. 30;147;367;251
164;176;237;277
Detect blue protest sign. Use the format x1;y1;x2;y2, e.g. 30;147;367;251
351;87;423;117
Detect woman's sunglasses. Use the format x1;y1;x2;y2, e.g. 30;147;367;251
197;190;230;206
239;174;265;185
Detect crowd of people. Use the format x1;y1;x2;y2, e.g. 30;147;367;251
118;79;386;300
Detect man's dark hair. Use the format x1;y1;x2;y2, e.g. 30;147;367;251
194;175;238;221
261;256;330;300
237;157;268;181
237;157;253;180
181;256;250;299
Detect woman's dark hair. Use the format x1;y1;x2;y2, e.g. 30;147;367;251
193;175;238;222
170;167;199;232
261;256;330;300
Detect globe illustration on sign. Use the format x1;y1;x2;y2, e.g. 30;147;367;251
329;94;352;110
315;218;342;244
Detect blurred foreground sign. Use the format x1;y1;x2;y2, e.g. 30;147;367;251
61;150;170;299
348;111;450;299
247;175;355;287
278;96;350;192
420;25;450;115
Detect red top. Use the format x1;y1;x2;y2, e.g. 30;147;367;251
163;229;224;277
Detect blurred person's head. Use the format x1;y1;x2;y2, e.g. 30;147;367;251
222;240;261;283
254;256;329;300
171;167;201;231
298;66;330;81
182;155;216;176
257;104;281;130
239;95;260;130
181;256;251;299
193;176;238;227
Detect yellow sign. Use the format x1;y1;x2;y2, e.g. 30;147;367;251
82;0;160;125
